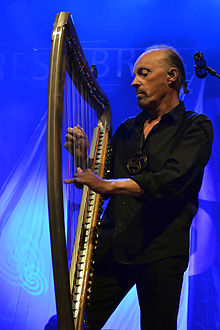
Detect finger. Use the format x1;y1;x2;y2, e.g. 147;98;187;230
64;178;76;184
64;177;83;184
64;141;75;151
65;136;85;150
76;167;83;173
74;172;83;178
76;125;84;131
65;133;77;143
67;127;75;135
76;126;87;135
74;126;88;140
74;126;85;135
67;127;83;138
64;141;70;149
64;178;84;189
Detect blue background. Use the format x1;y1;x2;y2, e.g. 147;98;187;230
0;0;220;329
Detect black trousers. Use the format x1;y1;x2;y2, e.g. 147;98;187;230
86;254;188;330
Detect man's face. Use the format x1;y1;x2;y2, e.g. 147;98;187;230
132;49;171;112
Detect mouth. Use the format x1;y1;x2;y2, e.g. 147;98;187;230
136;91;146;98
136;90;145;95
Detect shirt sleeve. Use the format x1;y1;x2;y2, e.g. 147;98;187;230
131;114;213;198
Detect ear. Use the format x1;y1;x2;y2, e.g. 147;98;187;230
167;67;178;85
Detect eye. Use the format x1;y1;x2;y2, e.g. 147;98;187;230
139;68;150;77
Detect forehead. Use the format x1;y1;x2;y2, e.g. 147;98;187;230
133;49;167;72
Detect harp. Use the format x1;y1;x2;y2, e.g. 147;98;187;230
47;12;111;329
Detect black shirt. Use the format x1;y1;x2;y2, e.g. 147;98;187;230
101;102;213;264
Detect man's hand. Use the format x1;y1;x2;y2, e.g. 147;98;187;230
64;125;89;161
64;168;110;194
64;168;144;197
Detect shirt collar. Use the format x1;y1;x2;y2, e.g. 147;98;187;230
134;100;186;128
162;101;186;123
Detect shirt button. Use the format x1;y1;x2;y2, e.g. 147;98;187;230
121;201;127;205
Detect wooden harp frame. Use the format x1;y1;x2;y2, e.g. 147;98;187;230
47;12;111;329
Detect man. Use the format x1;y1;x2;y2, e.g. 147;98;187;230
65;46;213;329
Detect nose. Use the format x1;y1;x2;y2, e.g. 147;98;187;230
131;75;140;88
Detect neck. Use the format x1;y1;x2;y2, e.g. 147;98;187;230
147;93;179;122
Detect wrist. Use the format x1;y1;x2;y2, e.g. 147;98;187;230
104;178;144;197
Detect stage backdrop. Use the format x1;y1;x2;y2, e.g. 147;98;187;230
0;0;220;329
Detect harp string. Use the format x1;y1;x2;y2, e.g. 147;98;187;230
63;66;75;266
63;52;98;269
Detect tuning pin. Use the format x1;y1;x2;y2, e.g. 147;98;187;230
86;297;91;306
87;287;92;294
89;273;94;281
97;220;102;226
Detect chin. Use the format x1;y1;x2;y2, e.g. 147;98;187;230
137;98;147;108
137;100;151;111
137;100;159;117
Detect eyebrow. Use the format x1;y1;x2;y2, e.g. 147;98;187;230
134;66;151;74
